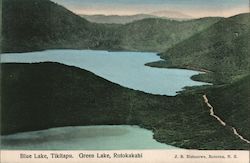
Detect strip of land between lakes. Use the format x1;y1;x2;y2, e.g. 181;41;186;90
202;95;250;144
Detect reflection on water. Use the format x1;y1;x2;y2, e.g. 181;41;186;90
1;125;178;150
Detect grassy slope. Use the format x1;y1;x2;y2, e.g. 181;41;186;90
149;13;250;84
1;62;249;149
1;0;221;53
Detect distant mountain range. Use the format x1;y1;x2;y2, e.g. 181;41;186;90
81;10;192;24
80;14;157;24
150;10;193;19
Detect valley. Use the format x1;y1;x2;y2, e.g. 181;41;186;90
1;0;249;150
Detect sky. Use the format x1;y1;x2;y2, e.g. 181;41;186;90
51;0;250;18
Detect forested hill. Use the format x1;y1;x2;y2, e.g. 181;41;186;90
152;13;250;84
1;0;122;52
117;17;221;51
1;0;221;53
2;62;249;149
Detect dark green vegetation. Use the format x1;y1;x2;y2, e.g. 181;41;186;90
1;63;249;149
205;75;250;142
2;0;122;52
148;13;250;84
1;0;250;150
118;17;221;52
2;0;221;53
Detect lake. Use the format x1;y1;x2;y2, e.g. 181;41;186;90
1;125;178;150
1;49;207;150
1;49;208;96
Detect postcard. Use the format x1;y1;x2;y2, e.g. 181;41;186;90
0;0;249;162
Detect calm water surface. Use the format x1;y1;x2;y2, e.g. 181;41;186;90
1;49;208;96
1;125;178;150
1;50;208;150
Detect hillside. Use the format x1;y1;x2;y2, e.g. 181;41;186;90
1;0;221;53
118;17;221;52
205;75;250;141
1;62;249;149
1;0;249;151
149;13;250;84
81;14;157;24
1;0;122;52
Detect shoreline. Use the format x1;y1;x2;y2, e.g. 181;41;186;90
1;62;249;150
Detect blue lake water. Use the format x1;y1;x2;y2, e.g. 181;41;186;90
1;49;208;96
1;49;208;150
